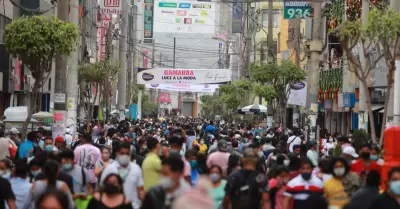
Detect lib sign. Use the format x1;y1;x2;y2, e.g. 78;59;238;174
99;0;122;14
283;0;311;19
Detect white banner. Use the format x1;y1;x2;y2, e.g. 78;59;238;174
146;84;219;92
99;0;122;14
137;68;232;84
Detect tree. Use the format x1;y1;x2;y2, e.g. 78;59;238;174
250;61;306;127
4;16;78;135
78;60;119;130
219;79;254;120
338;7;400;144
199;94;224;120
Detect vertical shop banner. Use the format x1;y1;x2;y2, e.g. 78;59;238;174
100;14;112;61
14;58;21;91
99;0;123;14
232;0;243;33
144;0;154;43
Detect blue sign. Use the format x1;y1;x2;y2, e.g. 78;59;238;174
129;104;137;120
343;93;351;107
179;3;191;8
232;0;243;33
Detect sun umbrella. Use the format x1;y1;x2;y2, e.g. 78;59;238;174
237;104;268;114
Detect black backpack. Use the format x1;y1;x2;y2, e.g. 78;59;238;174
229;171;265;209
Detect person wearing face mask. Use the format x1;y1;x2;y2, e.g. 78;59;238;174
323;134;336;157
59;150;93;200
101;143;145;209
0;159;12;180
367;167;400;209
88;173;133;209
141;155;191;209
324;157;360;209
283;159;324;209
95;147;114;181
306;140;318;167
29;159;42;182
142;137;161;191
186;150;199;185
350;144;381;186
269;166;290;209
370;146;384;166
42;137;55;153
198;139;208;154
208;165;226;209
169;135;192;184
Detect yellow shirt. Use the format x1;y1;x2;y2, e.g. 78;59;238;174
142;152;161;191
324;177;349;209
199;144;208;153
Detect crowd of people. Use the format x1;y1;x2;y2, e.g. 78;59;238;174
0;118;398;209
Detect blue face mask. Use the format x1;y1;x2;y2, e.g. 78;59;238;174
189;160;197;168
62;163;73;171
370;155;378;161
390;180;400;195
45;145;53;152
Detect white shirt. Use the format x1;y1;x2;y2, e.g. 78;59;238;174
101;161;144;209
287;135;301;152
307;149;318;167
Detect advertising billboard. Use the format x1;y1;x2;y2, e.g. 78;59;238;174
146;84;219;92
154;0;216;34
137;68;232;84
144;0;154;43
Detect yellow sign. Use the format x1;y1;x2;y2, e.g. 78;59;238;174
200;11;208;17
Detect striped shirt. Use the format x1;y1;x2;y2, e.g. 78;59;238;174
284;174;324;209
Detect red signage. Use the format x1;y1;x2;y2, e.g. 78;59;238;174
160;92;171;103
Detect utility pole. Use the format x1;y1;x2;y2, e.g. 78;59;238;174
358;0;369;128
267;0;273;63
266;0;274;122
150;41;156;102
67;0;80;134
79;0;87;123
157;52;162;117
391;0;400;124
104;21;113;123
117;0;128;120
295;15;301;67
54;0;69;136
306;2;323;141
127;3;133;110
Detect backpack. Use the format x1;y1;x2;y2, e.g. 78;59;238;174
229;171;264;209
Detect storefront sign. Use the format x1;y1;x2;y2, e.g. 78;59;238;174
146;84;219;92
137;68;232;84
144;0;154;42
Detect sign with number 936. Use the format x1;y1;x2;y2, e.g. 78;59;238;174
284;7;310;19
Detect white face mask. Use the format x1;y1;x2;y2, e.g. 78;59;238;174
159;176;174;189
333;167;346;177
200;140;205;145
258;151;264;157
284;160;290;166
117;155;131;166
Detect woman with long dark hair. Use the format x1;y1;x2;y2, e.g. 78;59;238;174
36;189;70;209
22;160;74;209
87;174;132;209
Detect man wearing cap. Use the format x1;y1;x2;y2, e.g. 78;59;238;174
342;146;359;165
9;128;22;146
207;140;231;176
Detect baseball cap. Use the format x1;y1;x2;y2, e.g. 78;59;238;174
10;128;19;134
217;140;229;152
343;146;358;158
55;136;65;143
234;134;241;139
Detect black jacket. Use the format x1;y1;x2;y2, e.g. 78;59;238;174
141;186;167;209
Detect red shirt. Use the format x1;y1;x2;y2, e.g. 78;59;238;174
351;159;381;175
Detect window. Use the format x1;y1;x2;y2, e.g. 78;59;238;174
0;15;12;44
262;9;280;28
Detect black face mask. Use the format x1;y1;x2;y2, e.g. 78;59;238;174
103;183;120;194
301;172;312;181
360;152;370;160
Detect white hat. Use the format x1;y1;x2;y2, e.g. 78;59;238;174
343;146;359;158
10;128;19;134
234;134;241;139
